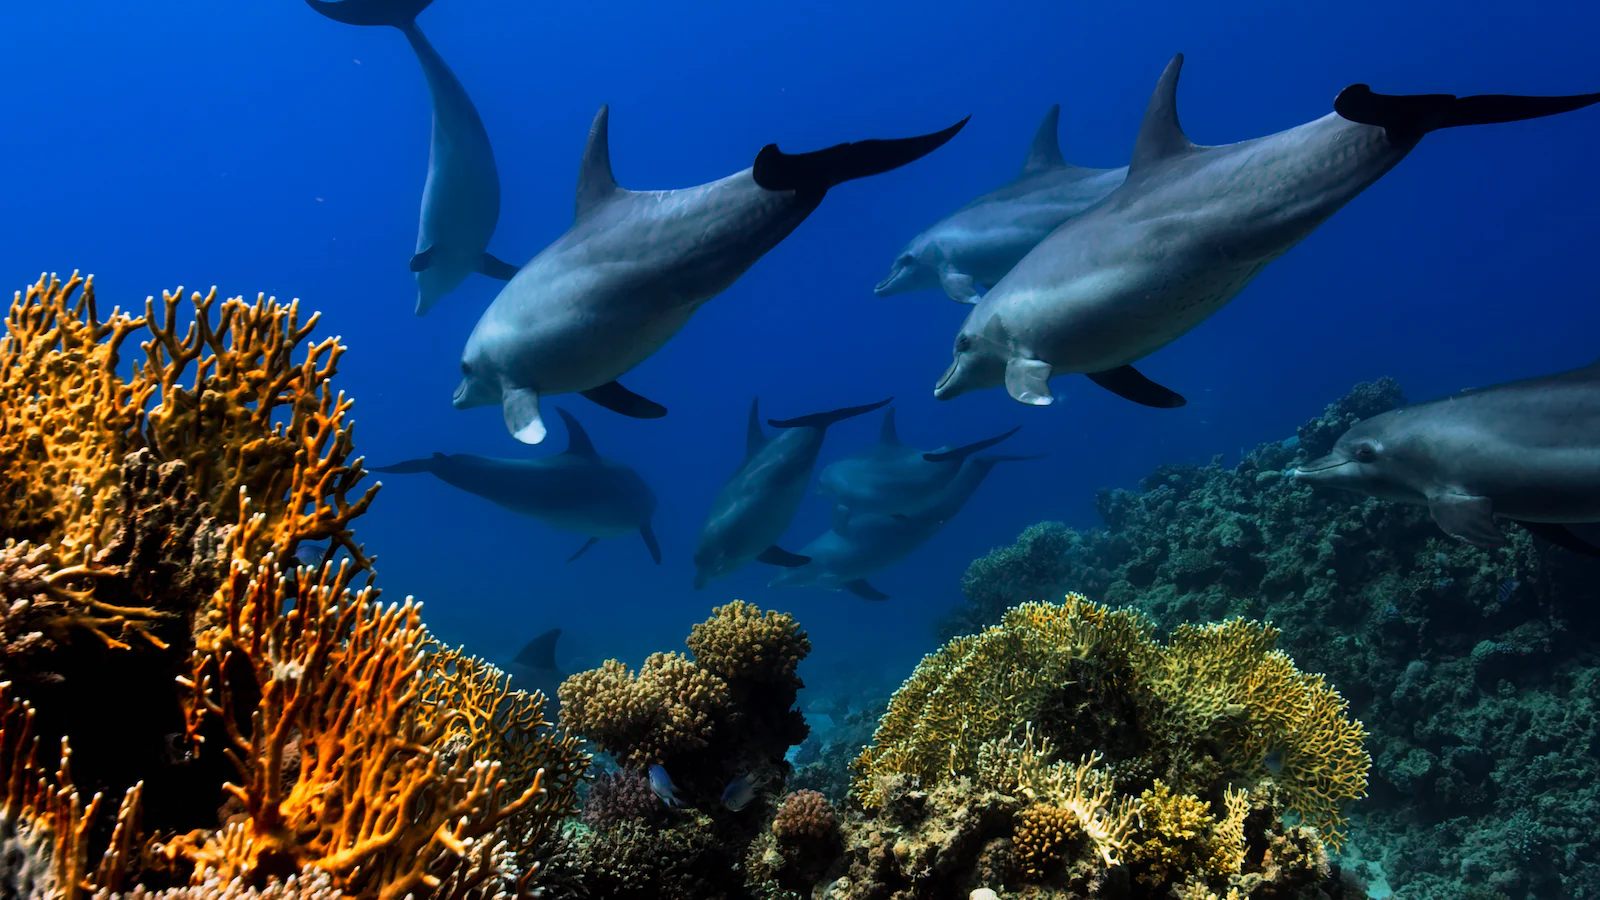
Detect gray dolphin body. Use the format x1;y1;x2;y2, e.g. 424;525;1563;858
693;398;891;588
306;0;518;315
372;408;661;562
935;54;1600;410
875;105;1126;304
1293;362;1600;556
817;408;1020;516
454;107;967;444
772;454;1028;600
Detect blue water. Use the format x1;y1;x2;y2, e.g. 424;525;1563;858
7;1;1599;692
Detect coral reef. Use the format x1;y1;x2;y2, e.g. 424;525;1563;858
942;379;1600;899
580;769;663;832
0;272;586;897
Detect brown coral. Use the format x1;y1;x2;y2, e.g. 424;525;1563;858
1013;802;1078;878
772;790;840;849
687;600;810;685
558;652;729;769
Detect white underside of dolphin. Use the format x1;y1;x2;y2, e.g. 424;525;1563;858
453;105;967;444
305;0;518;315
935;53;1600;411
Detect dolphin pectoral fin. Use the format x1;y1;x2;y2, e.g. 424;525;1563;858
640;522;662;565
479;253;520;281
581;381;668;419
1334;84;1600;143
1086;366;1187;409
409;247;434;272
922;425;1022;463
757;546;811;568
843;579;889;601
305;0;435;27
751;117;970;194
769;397;892;430
1429;494;1504;549
939;270;980;305
1511;521;1600;559
370;452;445;474
567;537;600;562
1004;359;1054;406
503;388;547;444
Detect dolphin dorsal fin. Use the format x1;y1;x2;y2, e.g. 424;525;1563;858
746;397;768;458
555;408;599;458
1020;104;1068;175
514;628;562;670
575;105;621;220
879;408;901;446
1128;54;1195;179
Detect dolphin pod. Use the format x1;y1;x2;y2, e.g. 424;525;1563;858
453;106;968;445
934;55;1600;410
1293;360;1600;557
372;408;661;563
693;397;892;589
875;105;1127;304
305;0;519;314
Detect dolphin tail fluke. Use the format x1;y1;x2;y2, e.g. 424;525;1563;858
843;579;889;601
769;397;893;431
640;521;662;565
1086;366;1186;409
567;537;600;562
370;452;444;474
304;0;435;27
513;628;562;670
1335;84;1600;143
757;546;811;567
1513;521;1600;559
922;425;1023;463
751;118;969;194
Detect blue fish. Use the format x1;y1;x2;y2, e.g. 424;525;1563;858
292;542;330;569
721;774;758;811
1497;578;1521;604
648;765;687;809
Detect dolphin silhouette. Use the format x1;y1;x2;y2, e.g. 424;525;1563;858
935;54;1600;409
693;397;891;588
818;407;1020;516
505;627;566;720
1293;360;1600;557
372;408;660;562
875;105;1126;304
305;0;519;314
454;106;967;444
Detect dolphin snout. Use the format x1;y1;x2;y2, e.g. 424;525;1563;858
934;359;967;401
452;379;473;409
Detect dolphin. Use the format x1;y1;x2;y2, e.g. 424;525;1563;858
693;397;891;588
772;454;1037;600
455;106;968;444
505;627;566;719
817;407;1021;517
935;54;1600;410
372;408;661;562
1292;361;1600;557
875;105;1126;304
305;0;519;315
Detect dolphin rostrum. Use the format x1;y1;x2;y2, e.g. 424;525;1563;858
506;627;566;718
935;54;1600;410
693;397;891;589
818;407;1020;517
455;106;967;444
875;105;1126;304
306;0;519;315
772;453;1037;600
372;408;661;562
1293;361;1600;557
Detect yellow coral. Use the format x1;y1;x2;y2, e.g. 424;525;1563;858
1013;803;1078;878
559;651;730;767
686;599;810;684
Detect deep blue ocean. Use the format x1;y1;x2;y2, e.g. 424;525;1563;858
8;1;1599;710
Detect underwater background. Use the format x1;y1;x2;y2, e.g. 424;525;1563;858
5;1;1600;897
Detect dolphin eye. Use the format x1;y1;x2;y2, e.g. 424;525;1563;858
460;362;472;376
899;253;915;266
1355;445;1377;463
954;335;972;353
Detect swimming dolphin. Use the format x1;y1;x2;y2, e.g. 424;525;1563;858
935;54;1600;409
455;106;967;444
875;105;1126;304
693;397;891;588
305;0;519;314
1292;361;1600;557
772;453;1037;600
817;407;1020;517
372;408;661;562
505;627;566;719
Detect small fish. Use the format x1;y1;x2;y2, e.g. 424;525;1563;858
1263;749;1284;775
292;542;330;568
1497;578;1521;604
721;774;758;811
648;765;688;809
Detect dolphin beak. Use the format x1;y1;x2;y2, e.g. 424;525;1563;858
1291;455;1346;479
935;358;966;401
874;268;905;296
452;379;473;409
